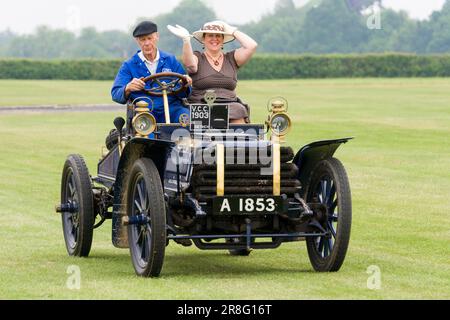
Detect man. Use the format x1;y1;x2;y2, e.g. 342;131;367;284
111;21;191;123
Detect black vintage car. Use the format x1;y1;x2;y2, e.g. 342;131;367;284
56;72;352;277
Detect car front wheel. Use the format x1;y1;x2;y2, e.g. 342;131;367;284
126;158;166;277
305;158;352;272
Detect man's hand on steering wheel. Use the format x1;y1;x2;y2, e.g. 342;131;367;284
125;77;146;97
184;74;193;86
125;73;191;98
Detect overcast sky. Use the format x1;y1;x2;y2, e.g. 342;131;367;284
0;0;446;34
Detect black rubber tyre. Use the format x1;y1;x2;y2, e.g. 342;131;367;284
305;158;352;272
126;158;166;277
227;238;252;256
229;249;251;256
61;154;94;257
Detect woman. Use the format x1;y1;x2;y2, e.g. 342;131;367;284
168;21;257;123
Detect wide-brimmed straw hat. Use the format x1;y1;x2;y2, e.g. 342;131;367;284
192;21;235;44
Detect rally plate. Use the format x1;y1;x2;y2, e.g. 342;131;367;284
190;104;229;130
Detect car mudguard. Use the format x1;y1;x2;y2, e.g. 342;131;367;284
112;137;175;248
293;137;353;196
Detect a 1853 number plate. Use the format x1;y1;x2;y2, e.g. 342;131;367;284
212;196;285;215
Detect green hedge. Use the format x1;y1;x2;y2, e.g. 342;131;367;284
238;54;450;79
0;59;122;80
1;54;450;80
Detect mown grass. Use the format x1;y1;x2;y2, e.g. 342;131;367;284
0;78;449;299
0;80;113;106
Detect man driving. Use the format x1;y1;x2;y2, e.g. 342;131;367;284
111;20;192;123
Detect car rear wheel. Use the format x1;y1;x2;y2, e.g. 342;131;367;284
305;158;351;272
60;154;94;257
126;158;166;277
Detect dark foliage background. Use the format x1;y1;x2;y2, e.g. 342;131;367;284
1;0;450;59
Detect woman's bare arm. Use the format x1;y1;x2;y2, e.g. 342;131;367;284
182;39;198;74
234;30;258;67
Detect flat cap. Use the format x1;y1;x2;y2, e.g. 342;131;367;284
133;21;158;37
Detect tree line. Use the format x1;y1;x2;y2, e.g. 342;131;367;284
1;0;450;59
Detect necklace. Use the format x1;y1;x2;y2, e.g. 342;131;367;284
205;51;222;66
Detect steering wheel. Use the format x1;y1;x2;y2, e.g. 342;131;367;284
142;72;189;97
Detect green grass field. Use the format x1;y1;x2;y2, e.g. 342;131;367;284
0;78;449;299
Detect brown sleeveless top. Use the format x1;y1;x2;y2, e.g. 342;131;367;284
188;50;248;120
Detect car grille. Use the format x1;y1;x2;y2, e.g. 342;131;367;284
192;146;300;200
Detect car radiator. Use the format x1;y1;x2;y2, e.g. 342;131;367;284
192;146;300;201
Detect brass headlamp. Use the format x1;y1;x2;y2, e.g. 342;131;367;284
266;97;292;140
132;100;156;137
266;97;291;196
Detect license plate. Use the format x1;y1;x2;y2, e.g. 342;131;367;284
190;104;229;130
212;196;285;215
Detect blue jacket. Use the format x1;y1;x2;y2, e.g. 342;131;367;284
111;50;191;109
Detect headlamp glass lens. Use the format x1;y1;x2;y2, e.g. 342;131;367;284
271;114;290;135
134;113;155;135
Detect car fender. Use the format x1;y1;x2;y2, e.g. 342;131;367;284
293;137;353;196
116;137;175;184
112;137;175;248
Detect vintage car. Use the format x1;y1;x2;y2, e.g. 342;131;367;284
56;72;352;277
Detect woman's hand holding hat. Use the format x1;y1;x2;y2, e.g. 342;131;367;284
217;21;237;35
167;24;192;43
